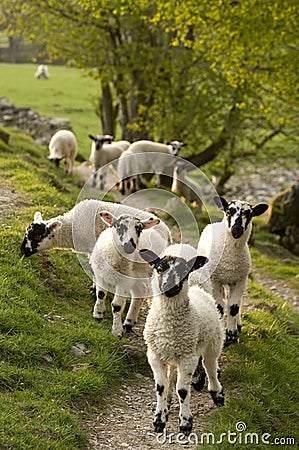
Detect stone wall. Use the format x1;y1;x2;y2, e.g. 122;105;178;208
0;97;72;146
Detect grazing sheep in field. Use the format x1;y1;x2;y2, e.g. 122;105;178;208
48;129;78;175
197;196;269;346
20;199;172;330
140;244;224;435
90;212;170;336
117;140;187;195
34;64;50;79
88;134;129;189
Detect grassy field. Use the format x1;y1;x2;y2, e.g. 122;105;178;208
0;63;101;158
0;88;298;447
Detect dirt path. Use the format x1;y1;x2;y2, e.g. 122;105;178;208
73;163;299;449
85;301;224;450
4;163;296;449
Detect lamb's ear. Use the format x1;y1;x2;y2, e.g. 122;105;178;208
189;256;209;273
141;217;160;229
100;211;116;227
88;134;96;141
139;249;160;267
48;219;63;231
34;211;43;223
252;203;269;217
214;196;229;211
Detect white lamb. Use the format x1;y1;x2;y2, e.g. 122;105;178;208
34;64;50;79
88;134;130;189
117;140;187;195
90;212;169;337
140;244;224;435
197;196;269;346
20;199;172;330
48;129;78;175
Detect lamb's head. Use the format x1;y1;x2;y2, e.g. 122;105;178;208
88;134;113;150
214;196;269;239
100;212;160;255
166;140;187;156
140;249;208;297
20;212;62;256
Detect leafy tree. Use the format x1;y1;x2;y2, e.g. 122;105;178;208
3;0;299;189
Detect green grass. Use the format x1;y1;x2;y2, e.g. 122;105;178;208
0;125;298;448
0;63;102;159
0;128;133;449
197;282;299;449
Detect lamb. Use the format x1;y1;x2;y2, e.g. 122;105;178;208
117;140;187;195
197;196;269;346
34;64;50;79
88;134;130;189
140;243;224;435
89;212;169;337
171;161;203;212
48;129;78;175
20;199;172;330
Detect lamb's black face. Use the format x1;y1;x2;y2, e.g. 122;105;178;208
168;141;187;156
214;197;269;240
225;201;253;239
20;222;51;256
155;256;193;297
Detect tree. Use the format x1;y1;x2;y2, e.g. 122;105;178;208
5;0;299;189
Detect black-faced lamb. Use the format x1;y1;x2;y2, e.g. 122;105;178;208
197;196;269;346
140;244;224;435
48;129;78;175
88;134;130;189
117;140;187;195
89;212;168;337
20;199;172;331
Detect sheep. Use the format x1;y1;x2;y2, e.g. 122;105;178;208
117;140;187;195
48;129;78;175
139;243;224;435
34;64;50;79
88;134;130;189
20;199;172;330
171;161;203;213
197;196;269;346
89;212;170;337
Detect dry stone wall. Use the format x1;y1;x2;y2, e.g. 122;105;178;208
0;97;72;146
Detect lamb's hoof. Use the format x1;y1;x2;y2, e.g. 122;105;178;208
93;315;103;323
179;417;193;435
210;389;225;407
124;324;133;332
89;286;96;298
224;330;238;347
192;376;206;392
153;415;166;433
237;324;242;333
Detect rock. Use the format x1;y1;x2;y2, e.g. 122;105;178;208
268;183;299;255
0;97;73;146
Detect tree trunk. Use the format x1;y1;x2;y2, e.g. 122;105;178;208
97;79;118;136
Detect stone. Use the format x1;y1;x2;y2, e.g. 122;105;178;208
268;183;299;256
0;96;73;146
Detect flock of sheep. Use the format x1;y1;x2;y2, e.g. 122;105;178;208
22;127;269;435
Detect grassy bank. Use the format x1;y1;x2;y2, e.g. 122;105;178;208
0;126;298;449
0;128;132;449
0;63;101;158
